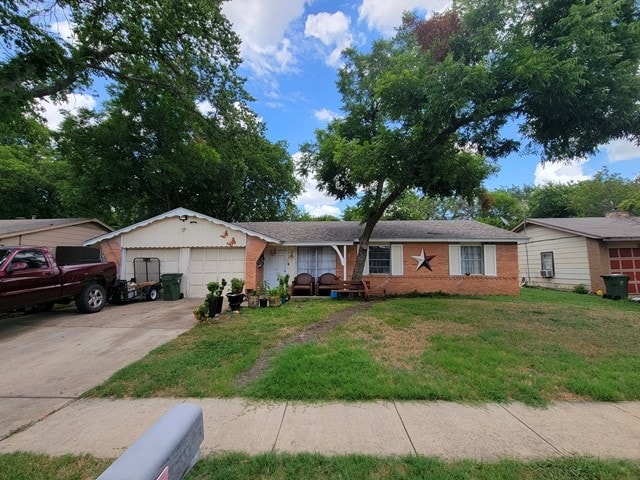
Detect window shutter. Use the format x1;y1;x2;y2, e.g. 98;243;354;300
483;244;497;276
449;245;461;275
391;245;403;276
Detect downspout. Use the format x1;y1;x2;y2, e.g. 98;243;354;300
522;220;531;285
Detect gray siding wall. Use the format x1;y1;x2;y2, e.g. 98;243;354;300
518;224;592;290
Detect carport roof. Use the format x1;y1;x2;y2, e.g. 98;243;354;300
239;220;525;245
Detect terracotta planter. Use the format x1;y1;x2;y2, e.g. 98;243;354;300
247;295;259;308
268;296;280;307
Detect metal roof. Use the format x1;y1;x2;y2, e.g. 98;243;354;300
513;216;640;241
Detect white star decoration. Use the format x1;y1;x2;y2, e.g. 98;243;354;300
411;249;436;271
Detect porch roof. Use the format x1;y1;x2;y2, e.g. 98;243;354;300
239;220;525;246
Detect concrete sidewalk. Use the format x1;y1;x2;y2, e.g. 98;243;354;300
1;398;639;460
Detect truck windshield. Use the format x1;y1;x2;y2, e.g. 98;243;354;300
0;248;11;267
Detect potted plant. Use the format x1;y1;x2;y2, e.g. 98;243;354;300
258;281;269;307
193;303;208;322
277;273;290;305
246;288;258;308
268;286;281;307
226;277;245;311
205;279;226;317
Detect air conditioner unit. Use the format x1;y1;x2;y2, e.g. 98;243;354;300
540;269;554;278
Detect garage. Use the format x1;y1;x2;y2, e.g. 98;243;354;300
189;247;245;298
609;247;640;295
86;209;260;298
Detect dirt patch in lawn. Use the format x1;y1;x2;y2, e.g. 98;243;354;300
329;315;479;370
236;302;374;386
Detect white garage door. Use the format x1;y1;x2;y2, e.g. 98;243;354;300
189;247;245;298
124;248;181;281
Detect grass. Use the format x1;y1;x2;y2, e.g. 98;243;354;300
0;453;110;480
86;288;640;405
1;452;639;480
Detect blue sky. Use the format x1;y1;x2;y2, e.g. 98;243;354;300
41;0;640;218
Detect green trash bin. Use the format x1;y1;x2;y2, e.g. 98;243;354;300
161;273;183;301
600;274;629;300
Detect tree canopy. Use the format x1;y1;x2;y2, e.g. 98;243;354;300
1;0;246;129
1;0;301;225
302;0;640;279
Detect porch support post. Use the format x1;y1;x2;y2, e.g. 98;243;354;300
331;245;348;279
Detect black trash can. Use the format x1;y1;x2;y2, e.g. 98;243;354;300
600;274;629;300
161;273;183;301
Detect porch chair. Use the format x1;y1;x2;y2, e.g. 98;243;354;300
316;272;338;296
291;273;315;296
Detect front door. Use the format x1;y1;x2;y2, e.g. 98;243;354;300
263;247;287;291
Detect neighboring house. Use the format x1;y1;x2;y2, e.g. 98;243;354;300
513;215;640;295
0;218;112;262
86;208;524;298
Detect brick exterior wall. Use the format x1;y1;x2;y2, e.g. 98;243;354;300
245;236;267;291
99;237;122;276
340;242;520;296
586;238;610;292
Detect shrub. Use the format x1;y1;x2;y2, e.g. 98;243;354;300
573;284;589;295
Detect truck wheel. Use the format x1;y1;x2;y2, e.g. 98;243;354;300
147;287;159;301
76;283;107;313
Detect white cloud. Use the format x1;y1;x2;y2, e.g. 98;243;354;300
51;20;76;44
358;0;450;36
304;11;353;67
534;158;591;186
292;152;342;217
37;94;96;130
223;0;306;77
314;108;340;122
602;139;640;163
304;203;342;218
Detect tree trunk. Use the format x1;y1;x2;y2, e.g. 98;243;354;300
350;188;404;281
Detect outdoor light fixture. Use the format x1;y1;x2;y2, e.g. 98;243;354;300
178;215;188;222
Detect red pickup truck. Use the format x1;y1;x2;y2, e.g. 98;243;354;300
0;246;117;314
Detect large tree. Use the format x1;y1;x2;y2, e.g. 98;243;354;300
57;84;301;227
2;0;301;225
1;0;246;128
302;0;640;280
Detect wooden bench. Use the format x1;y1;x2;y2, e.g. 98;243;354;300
330;280;370;300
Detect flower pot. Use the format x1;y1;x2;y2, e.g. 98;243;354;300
268;296;280;307
226;292;245;311
259;298;268;308
247;295;259;308
207;296;223;317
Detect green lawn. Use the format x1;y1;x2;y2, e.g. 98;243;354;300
2;452;639;480
86;288;640;405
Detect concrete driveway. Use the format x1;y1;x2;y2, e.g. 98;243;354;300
0;298;199;440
